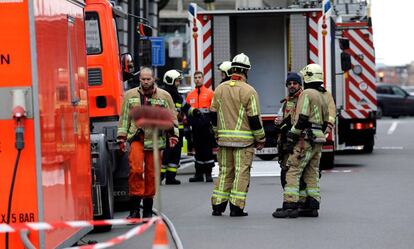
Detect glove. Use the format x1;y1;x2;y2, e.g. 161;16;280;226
286;131;300;154
169;136;179;148
192;108;201;118
255;141;265;150
117;136;127;153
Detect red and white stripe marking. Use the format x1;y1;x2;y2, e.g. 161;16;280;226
341;24;377;119
0;218;155;233
308;13;322;64
197;14;213;88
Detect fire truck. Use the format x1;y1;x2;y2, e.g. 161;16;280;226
0;0;147;247
188;0;377;168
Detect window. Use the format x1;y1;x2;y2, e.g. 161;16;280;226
377;86;391;94
85;12;102;55
392;86;407;97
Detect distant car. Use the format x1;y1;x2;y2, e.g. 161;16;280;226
376;83;414;118
402;85;414;96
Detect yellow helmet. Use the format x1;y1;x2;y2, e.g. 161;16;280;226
231;53;251;70
163;69;182;85
300;63;323;84
218;61;232;77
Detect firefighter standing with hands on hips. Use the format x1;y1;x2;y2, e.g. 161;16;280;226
275;72;304;189
117;67;179;219
159;69;187;185
210;53;265;217
273;64;329;218
186;71;216;182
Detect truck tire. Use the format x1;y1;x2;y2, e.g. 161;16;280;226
319;152;334;170
93;163;114;233
257;154;277;161
363;137;375;154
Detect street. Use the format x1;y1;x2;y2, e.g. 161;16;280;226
83;117;414;249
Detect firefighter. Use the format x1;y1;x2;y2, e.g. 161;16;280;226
218;61;232;83
121;53;140;89
186;71;215;182
275;72;303;189
160;69;185;185
117;67;179;219
273;63;329;218
210;53;265;217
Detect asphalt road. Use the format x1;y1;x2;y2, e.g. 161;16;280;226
82;117;414;249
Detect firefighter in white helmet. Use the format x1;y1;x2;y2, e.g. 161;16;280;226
273;63;331;218
160;69;186;185
210;53;265;217
217;61;232;83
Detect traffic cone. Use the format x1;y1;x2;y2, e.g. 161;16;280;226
152;220;169;249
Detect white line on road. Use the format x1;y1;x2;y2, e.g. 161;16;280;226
387;121;399;135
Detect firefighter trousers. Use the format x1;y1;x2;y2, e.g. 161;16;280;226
129;141;160;197
211;146;254;209
279;150;307;202
283;140;322;205
192;124;215;167
161;128;183;173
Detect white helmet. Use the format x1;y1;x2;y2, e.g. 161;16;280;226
163;69;182;85
218;61;232;77
300;63;323;84
231;53;251;70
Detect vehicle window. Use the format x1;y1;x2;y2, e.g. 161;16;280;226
392;86;406;97
85;12;102;55
377;86;391;94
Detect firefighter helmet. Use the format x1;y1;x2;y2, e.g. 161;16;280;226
163;69;182;85
218;61;232;77
300;64;323;84
231;53;251;70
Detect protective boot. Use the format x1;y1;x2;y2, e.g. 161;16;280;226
298;197;319;217
165;171;181;185
272;202;299;218
127;196;141;219
142;198;153;218
160;172;166;184
204;165;213;183
189;164;204;182
212;201;228;216
229;203;248;217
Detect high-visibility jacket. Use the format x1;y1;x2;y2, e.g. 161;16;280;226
117;86;178;149
210;75;265;147
291;88;329;142
186;85;214;109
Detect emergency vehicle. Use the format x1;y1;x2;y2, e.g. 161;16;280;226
0;0;146;247
188;0;377;168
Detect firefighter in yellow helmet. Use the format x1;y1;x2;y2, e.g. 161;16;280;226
210;53;266;217
217;61;232;83
273;63;330;218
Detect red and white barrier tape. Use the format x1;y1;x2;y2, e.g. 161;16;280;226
67;217;159;249
0;218;154;233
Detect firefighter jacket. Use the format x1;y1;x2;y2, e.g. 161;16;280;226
117;86;179;150
161;84;185;129
278;90;302;151
291;88;329;143
322;90;336;126
210;76;265;147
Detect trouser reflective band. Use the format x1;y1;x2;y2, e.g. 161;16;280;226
306;187;320;198
160;168;167;173
167;167;177;172
212;190;230;199
195;160;215;164
230;190;247;201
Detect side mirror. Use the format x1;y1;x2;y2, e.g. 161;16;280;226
121;53;135;82
341;52;352;72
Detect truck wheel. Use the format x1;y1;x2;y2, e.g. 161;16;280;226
257;154;276;161
93;166;114;233
363;137;375;153
320;152;334;170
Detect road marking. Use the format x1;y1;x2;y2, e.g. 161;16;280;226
323;169;353;173
387;121;398;135
374;146;404;150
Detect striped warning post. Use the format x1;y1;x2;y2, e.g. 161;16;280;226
307;12;322;64
197;14;213;88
